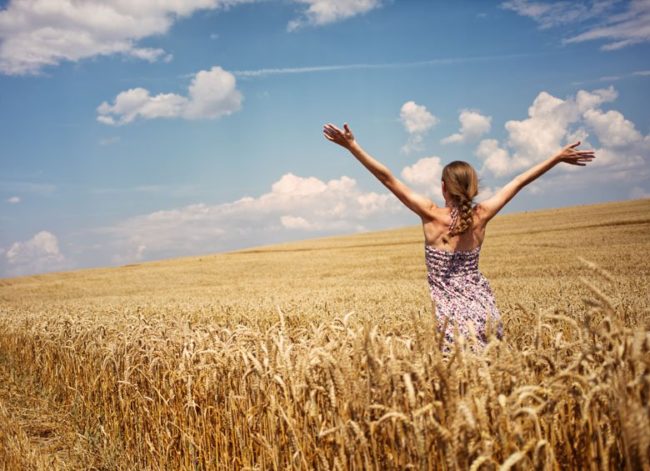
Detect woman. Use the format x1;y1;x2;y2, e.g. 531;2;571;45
323;123;595;348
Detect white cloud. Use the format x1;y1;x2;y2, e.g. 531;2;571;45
97;66;242;125
475;87;590;175
5;230;66;275
566;0;650;50
476;185;499;202
442;109;491;144
7;196;20;204
281;215;315;230
400;156;444;201
582;108;643;148
503;91;580;168
0;0;257;75
575;86;618;111
357;192;393;216
500;0;608;29
400;101;438;134
101;172;402;264
400;101;439;154
502;0;650;50
475;85;650;181
288;0;381;31
475;139;514;177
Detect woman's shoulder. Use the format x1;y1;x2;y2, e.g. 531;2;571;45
418;203;447;222
472;203;489;224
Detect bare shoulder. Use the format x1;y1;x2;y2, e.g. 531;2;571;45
472;203;489;227
420;202;445;222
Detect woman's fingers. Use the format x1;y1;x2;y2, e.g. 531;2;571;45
323;125;339;135
324;123;342;133
323;123;354;146
566;157;594;165
323;124;347;144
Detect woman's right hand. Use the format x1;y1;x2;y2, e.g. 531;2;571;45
323;123;356;149
554;141;596;166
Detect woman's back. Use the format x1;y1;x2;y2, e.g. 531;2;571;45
421;204;487;253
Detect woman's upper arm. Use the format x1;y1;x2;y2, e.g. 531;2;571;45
476;177;522;225
382;174;436;219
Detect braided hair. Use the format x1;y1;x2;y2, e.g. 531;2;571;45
442;161;478;238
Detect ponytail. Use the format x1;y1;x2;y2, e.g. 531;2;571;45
450;197;474;237
441;161;478;237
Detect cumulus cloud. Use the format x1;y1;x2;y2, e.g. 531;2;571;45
475;139;514;177
0;0;258;75
400;101;438;134
475;85;650;179
4;230;66;276
400;101;439;154
7;196;20;203
400;156;444;201
582;108;643;148
288;0;381;31
97;66;242;125
501;0;650;50
475;185;499;202
100;172;402;264
442;110;492;144
0;0;390;74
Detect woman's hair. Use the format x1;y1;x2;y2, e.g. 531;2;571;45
441;161;478;237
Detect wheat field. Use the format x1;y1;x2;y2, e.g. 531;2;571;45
0;199;649;470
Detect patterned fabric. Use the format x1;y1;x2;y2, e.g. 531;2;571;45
425;244;503;348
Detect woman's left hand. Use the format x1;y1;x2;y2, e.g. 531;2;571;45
323;123;356;149
554;141;596;166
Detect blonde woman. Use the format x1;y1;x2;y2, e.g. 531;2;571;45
323;123;595;348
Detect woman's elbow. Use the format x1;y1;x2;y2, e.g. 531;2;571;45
377;169;393;184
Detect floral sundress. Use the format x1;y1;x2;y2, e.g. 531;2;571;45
425;244;503;348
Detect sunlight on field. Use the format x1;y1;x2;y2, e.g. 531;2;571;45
1;199;649;469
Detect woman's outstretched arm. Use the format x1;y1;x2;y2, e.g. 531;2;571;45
476;141;595;225
323;123;436;219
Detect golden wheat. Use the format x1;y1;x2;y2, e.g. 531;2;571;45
0;199;648;469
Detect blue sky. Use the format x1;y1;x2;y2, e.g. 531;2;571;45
0;0;649;276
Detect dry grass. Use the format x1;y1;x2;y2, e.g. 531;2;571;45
0;198;649;469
